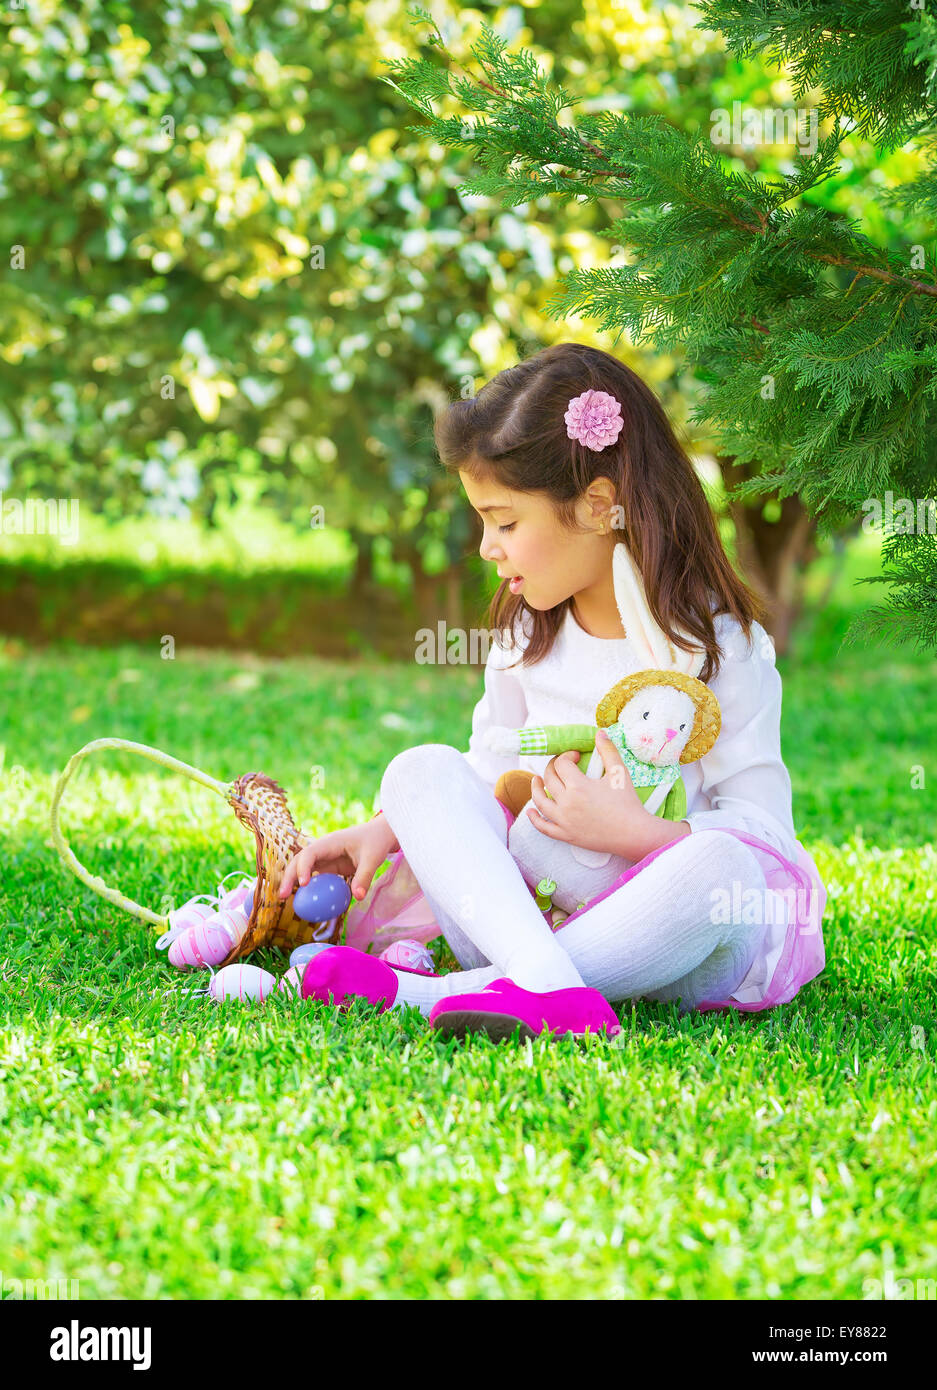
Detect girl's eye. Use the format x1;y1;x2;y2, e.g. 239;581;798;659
679;723;686;730
498;522;516;534
642;711;649;719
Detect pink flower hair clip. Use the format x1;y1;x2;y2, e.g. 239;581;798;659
565;389;624;451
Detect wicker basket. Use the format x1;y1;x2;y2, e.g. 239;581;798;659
49;737;347;966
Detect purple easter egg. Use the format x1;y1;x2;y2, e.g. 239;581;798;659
292;873;352;923
244;886;254;918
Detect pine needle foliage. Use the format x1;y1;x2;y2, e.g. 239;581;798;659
383;2;937;653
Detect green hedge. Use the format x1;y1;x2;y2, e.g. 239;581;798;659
0;555;433;660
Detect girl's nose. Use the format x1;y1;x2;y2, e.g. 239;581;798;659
665;728;677;740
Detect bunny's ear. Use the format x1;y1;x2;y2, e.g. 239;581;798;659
613;542;705;679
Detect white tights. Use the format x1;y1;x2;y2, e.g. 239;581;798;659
378;744;767;1016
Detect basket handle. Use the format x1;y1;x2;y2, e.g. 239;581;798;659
50;737;232;929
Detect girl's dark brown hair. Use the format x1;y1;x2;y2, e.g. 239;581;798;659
434;341;765;684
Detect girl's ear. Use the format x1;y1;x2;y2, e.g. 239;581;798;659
579;477;617;531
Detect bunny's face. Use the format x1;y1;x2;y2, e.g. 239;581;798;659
613;685;696;767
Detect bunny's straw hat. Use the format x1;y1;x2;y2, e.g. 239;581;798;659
595;541;721;764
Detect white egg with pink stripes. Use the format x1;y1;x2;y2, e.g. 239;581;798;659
167;907;249;969
209;963;277;1003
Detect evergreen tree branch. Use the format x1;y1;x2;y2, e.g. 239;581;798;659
382;4;937;649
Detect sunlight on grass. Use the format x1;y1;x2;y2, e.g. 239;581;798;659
0;497;356;575
1;529;935;1299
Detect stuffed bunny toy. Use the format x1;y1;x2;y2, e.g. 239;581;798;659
484;543;722;915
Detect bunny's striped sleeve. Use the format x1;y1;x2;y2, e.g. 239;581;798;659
516;724;597;755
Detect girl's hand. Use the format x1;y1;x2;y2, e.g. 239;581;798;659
279;816;400;904
528;731;654;859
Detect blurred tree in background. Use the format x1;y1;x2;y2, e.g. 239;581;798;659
2;1;928;649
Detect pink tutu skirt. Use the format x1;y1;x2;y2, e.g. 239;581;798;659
343;801;826;1014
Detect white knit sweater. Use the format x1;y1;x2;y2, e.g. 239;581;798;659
462;604;800;863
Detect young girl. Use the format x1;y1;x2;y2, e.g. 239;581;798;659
279;342;827;1041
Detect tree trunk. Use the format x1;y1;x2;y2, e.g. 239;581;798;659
717;455;820;655
394;550;470;635
391;543;436;629
350;531;375;595
445;563;465;633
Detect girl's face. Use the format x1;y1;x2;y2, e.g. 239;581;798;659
459;468;617;617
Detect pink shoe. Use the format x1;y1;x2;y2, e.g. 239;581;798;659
428;979;622;1042
300;945;400;1013
377;938;436;975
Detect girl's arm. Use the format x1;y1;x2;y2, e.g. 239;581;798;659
461;631;529;789
684;614;799;859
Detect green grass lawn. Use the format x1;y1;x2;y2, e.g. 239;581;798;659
1;532;935;1299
